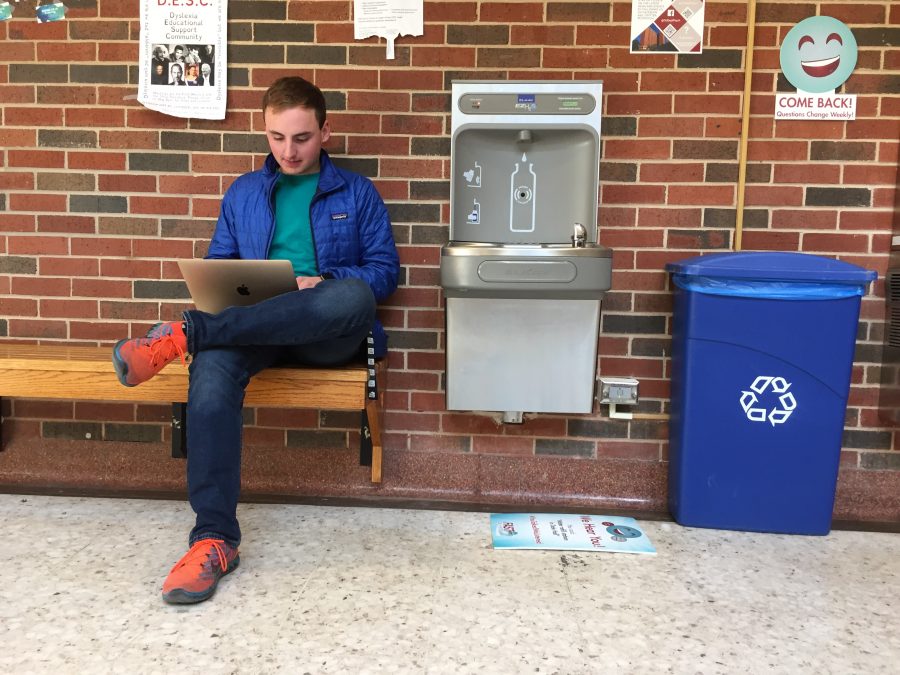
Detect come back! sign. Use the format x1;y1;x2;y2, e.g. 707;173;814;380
776;16;858;121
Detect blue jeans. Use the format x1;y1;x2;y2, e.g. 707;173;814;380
181;278;376;547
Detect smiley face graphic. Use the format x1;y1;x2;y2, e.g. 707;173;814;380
780;16;857;93
606;525;642;539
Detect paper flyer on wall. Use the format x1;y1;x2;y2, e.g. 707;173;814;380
354;0;423;60
138;0;227;120
630;0;704;54
491;514;656;554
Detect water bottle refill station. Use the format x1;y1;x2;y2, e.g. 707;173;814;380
441;81;612;419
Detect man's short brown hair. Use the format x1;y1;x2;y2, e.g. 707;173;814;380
262;77;327;128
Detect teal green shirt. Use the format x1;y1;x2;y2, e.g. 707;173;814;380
269;172;319;276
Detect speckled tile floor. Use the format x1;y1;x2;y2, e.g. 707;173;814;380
0;494;897;674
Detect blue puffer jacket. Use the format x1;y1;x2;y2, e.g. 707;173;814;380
206;150;400;356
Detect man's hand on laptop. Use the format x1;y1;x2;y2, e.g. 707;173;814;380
296;275;324;290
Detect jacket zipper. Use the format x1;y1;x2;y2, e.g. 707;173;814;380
264;171;279;257
309;186;321;274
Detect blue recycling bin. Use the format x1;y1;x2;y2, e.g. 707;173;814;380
666;252;876;535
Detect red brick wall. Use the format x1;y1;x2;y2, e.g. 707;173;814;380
1;1;898;516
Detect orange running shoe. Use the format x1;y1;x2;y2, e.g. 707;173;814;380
112;321;187;387
162;538;240;605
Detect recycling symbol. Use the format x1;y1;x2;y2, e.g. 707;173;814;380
740;376;797;426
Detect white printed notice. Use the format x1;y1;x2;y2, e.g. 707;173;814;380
354;0;423;60
630;0;704;54
138;0;227;120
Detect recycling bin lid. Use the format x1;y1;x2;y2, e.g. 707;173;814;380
665;251;876;283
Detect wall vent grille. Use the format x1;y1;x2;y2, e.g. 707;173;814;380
889;270;900;348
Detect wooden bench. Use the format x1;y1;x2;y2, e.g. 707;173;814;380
0;342;384;483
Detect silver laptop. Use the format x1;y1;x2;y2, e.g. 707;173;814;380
178;259;298;314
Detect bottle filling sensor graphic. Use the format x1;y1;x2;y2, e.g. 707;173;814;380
441;80;612;417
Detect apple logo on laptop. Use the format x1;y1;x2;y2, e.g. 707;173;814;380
236;284;250;296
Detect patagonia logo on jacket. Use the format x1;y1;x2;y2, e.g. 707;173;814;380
331;212;348;220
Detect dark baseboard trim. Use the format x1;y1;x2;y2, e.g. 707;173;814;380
2;484;897;533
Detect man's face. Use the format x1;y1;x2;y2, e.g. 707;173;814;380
201;64;211;77
264;105;330;176
174;47;183;59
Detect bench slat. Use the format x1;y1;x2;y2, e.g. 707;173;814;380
0;345;367;382
0;368;367;408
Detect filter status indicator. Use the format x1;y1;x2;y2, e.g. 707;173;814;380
515;94;537;112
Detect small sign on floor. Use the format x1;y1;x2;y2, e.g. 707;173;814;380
490;513;656;555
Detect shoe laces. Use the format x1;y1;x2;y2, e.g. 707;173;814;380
170;538;231;575
144;324;187;369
